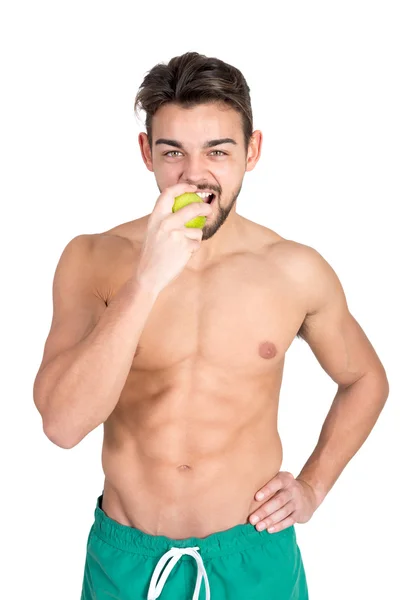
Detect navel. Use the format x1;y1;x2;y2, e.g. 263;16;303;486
258;341;277;359
177;465;192;472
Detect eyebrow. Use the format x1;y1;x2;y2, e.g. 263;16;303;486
155;138;237;150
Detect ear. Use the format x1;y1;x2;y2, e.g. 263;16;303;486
245;130;263;172
138;132;154;172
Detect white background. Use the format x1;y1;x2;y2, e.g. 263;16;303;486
1;1;399;598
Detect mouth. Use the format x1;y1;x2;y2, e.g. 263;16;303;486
196;192;216;204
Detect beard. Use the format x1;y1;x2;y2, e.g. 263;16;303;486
201;183;243;241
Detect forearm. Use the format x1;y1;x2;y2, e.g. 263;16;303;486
296;370;389;507
40;277;159;448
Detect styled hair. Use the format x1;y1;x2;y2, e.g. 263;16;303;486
134;52;253;152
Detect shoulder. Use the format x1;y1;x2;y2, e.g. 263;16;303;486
65;220;144;298
75;218;146;267
249;223;337;295
269;238;347;315
269;238;331;276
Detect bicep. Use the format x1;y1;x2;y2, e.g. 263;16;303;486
298;248;384;387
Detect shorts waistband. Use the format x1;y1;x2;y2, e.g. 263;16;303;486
92;493;295;559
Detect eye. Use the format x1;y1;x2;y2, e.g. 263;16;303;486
163;150;227;157
164;151;182;157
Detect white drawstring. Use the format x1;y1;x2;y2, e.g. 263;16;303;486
147;546;211;600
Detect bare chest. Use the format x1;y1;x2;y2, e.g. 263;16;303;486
125;254;305;376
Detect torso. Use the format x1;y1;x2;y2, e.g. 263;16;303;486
90;214;308;539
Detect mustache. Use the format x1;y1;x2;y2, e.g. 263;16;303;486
195;186;220;194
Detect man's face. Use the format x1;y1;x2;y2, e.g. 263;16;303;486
139;102;258;241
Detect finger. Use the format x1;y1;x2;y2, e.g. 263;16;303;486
255;471;294;501
167;228;203;255
182;227;204;240
265;514;296;534
255;502;295;532
188;239;202;254
250;490;292;524
170;200;212;229
154;183;198;215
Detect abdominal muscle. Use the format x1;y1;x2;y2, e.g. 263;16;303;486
100;387;283;540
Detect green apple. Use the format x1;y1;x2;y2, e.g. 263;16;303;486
172;192;207;228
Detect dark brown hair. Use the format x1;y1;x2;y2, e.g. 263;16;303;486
134;52;253;153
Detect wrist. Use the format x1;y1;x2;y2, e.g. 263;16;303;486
296;475;327;509
134;272;162;299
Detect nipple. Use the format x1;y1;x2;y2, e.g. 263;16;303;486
258;341;277;359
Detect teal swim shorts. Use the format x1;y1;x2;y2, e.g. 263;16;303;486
80;493;309;599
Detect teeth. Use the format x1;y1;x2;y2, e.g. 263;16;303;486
197;192;213;199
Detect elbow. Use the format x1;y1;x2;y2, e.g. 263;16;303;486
38;394;84;450
34;381;75;448
43;420;81;450
382;375;390;403
373;365;390;399
364;366;390;405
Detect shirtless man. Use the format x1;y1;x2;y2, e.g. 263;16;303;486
33;52;389;600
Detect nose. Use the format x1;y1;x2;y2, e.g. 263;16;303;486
181;155;211;186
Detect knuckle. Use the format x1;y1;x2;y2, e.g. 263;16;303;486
159;218;171;231
284;504;293;517
187;227;202;239
160;187;171;199
286;500;295;513
278;494;287;506
275;490;287;505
